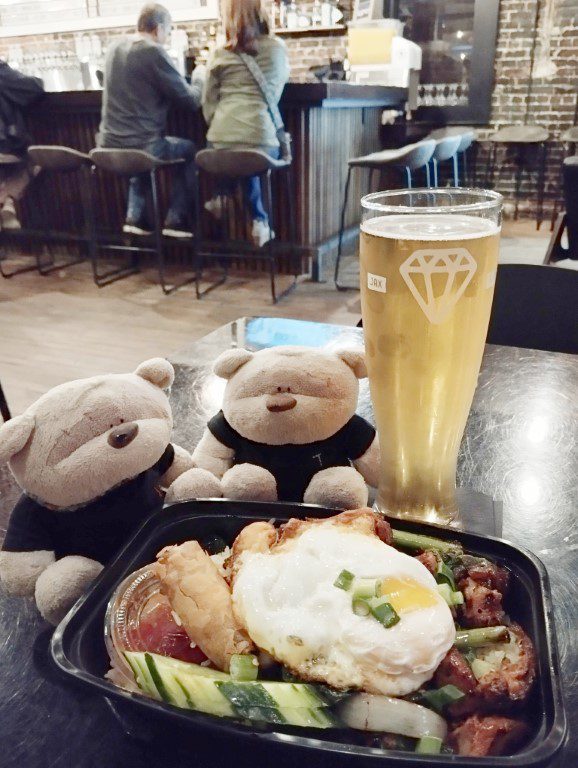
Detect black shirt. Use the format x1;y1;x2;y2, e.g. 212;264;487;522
2;444;174;563
208;412;375;502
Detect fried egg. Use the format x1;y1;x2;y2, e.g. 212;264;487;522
232;522;456;696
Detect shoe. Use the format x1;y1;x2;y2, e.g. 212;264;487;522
204;196;224;220
1;199;22;231
252;219;274;248
123;220;152;236
162;219;193;239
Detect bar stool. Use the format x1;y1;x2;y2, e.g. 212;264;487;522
485;125;550;228
429;135;463;188
428;128;477;186
194;148;299;304
550;127;578;229
334;139;436;291
89;148;195;294
26;146;91;274
0;152;35;278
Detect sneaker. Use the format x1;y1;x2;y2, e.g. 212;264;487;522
162;219;193;239
123;220;152;236
252;219;274;248
1;199;22;230
204;196;224;220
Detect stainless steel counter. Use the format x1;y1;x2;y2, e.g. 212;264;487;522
0;317;576;767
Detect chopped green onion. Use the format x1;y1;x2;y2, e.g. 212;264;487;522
352;578;380;599
436;583;464;607
419;685;465;714
369;598;400;628
435;560;456;592
391;529;463;557
454;626;509;650
352;597;371;616
229;653;259;681
415;735;443;755
334;569;355;591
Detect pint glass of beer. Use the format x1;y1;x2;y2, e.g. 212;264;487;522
359;189;502;525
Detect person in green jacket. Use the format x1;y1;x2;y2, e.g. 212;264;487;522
202;0;289;247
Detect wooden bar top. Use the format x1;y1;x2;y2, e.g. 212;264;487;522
38;82;407;111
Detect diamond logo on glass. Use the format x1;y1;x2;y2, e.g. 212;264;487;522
399;248;477;324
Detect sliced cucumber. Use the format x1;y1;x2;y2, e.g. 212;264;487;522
124;652;336;729
129;653;229;680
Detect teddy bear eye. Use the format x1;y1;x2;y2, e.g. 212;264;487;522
120;418;124;423
277;386;281;392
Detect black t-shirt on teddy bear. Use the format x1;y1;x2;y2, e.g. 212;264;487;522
2;444;174;563
208;411;376;502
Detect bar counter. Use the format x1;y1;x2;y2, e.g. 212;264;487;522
24;84;407;277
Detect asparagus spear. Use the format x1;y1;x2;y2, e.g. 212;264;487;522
454;626;510;650
391;528;463;557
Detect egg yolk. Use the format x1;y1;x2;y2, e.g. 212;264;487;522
379;577;439;614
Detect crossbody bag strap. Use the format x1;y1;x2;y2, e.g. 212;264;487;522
237;51;285;133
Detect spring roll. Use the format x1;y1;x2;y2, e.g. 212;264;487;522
156;540;254;671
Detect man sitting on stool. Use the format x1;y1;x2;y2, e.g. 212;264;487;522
98;3;204;238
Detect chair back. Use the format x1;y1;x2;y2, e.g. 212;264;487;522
563;157;578;256
195;149;288;178
457;131;476;153
432;135;462;162
28;145;90;172
487;264;578;355
89;148;158;176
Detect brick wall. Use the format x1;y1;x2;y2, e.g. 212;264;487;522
475;0;578;220
1;0;577;220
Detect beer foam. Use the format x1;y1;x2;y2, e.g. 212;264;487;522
361;214;500;241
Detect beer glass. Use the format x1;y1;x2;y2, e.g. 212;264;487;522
359;189;502;525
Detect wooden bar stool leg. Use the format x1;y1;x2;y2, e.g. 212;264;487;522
335;165;353;290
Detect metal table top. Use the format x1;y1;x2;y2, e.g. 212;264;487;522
1;317;576;767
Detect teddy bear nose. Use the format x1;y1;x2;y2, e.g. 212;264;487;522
107;422;139;448
266;393;297;412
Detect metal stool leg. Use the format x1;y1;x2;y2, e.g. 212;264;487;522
0;380;11;422
284;165;299;285
462;150;469;186
405;165;413;188
453;153;460;187
513;147;523;221
425;162;431;188
335;165;353;290
193;171;227;299
537;142;547;230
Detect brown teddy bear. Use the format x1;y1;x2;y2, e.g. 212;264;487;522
0;358;220;625
169;346;380;509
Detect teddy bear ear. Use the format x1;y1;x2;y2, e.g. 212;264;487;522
335;348;367;379
213;348;254;379
134;358;175;389
0;413;35;465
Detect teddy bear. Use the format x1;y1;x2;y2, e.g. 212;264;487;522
168;346;381;510
0;358;220;625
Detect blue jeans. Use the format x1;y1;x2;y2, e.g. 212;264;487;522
127;136;195;225
208;144;280;222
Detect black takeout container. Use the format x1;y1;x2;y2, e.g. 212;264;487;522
51;499;567;767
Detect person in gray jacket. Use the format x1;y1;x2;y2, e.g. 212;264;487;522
202;0;289;247
98;4;204;237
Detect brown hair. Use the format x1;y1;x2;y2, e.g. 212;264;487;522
137;3;171;33
221;0;270;55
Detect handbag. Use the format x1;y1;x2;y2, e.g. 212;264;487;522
237;52;292;163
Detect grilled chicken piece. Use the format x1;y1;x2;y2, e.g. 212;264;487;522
448;714;529;756
415;550;438;576
156;541;254;671
434;646;477;695
447;623;536;717
457;558;510;628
